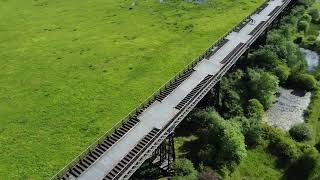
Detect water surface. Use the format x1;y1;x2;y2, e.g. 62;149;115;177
300;48;319;72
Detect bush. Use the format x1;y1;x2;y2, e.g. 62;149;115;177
218;70;245;118
284;150;320;180
247;69;279;109
198;172;218;180
264;126;300;166
248;47;290;83
297;0;316;7
173;158;197;179
198;167;219;180
244;125;263;147
300;13;312;23
297;20;310;33
273;63;290;84
267;37;307;73
248;47;281;70
303;35;318;48
196;111;246;175
289;123;312;142
288;73;317;91
246;99;265;120
309;8;320;22
232;116;263;147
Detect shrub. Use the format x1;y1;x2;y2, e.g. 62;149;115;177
198;172;218;180
173;158;197;178
218;70;245;118
270;137;300;166
171;175;197;180
288;73;317;91
264;126;300;166
196;111;246;175
297;20;310;33
297;0;316;7
244;125;263;147
300;13;312;23
232;116;263;147
248;47;290;83
273;63;290;84
267;38;307;73
246;99;265;120
284;150;320;180
294;36;303;44
289;123;312;142
248;47;281;70
309;8;320;21
198;167;219;180
247;69;279;109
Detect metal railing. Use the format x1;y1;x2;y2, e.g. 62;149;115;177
50;0;272;179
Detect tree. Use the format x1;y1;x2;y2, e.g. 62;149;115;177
196;110;246;175
265;126;300;167
289;123;312;142
273;63;290;84
297;0;316;7
172;158;197;179
309;8;320;21
284;149;320;180
298;20;310;33
220;89;243;118
198;166;219;180
246;69;279;109
289;73;317;91
267;30;307;73
246;99;264;121
248;47;290;83
233;116;263;147
249;48;281;70
300;13;312;23
218;70;246;118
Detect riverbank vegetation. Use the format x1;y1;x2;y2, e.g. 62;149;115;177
163;0;320;179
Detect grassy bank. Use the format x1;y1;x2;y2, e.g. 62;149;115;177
0;0;265;179
226;146;282;180
306;90;320;144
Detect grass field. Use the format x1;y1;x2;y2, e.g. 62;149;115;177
226;146;282;180
0;0;264;179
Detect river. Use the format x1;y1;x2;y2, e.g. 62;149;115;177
264;48;318;130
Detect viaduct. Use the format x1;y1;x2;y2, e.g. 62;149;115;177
52;0;295;179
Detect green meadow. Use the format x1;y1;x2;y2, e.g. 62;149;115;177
0;0;264;178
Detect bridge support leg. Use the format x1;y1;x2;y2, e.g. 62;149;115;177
250;28;268;49
151;132;176;173
214;81;221;110
236;49;249;70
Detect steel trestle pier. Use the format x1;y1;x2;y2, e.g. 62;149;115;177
53;0;294;179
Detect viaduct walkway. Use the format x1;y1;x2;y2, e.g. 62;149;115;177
54;0;293;179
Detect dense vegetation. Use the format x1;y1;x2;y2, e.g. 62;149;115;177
0;0;266;178
135;0;320;179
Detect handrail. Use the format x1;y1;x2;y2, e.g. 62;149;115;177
50;0;270;179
